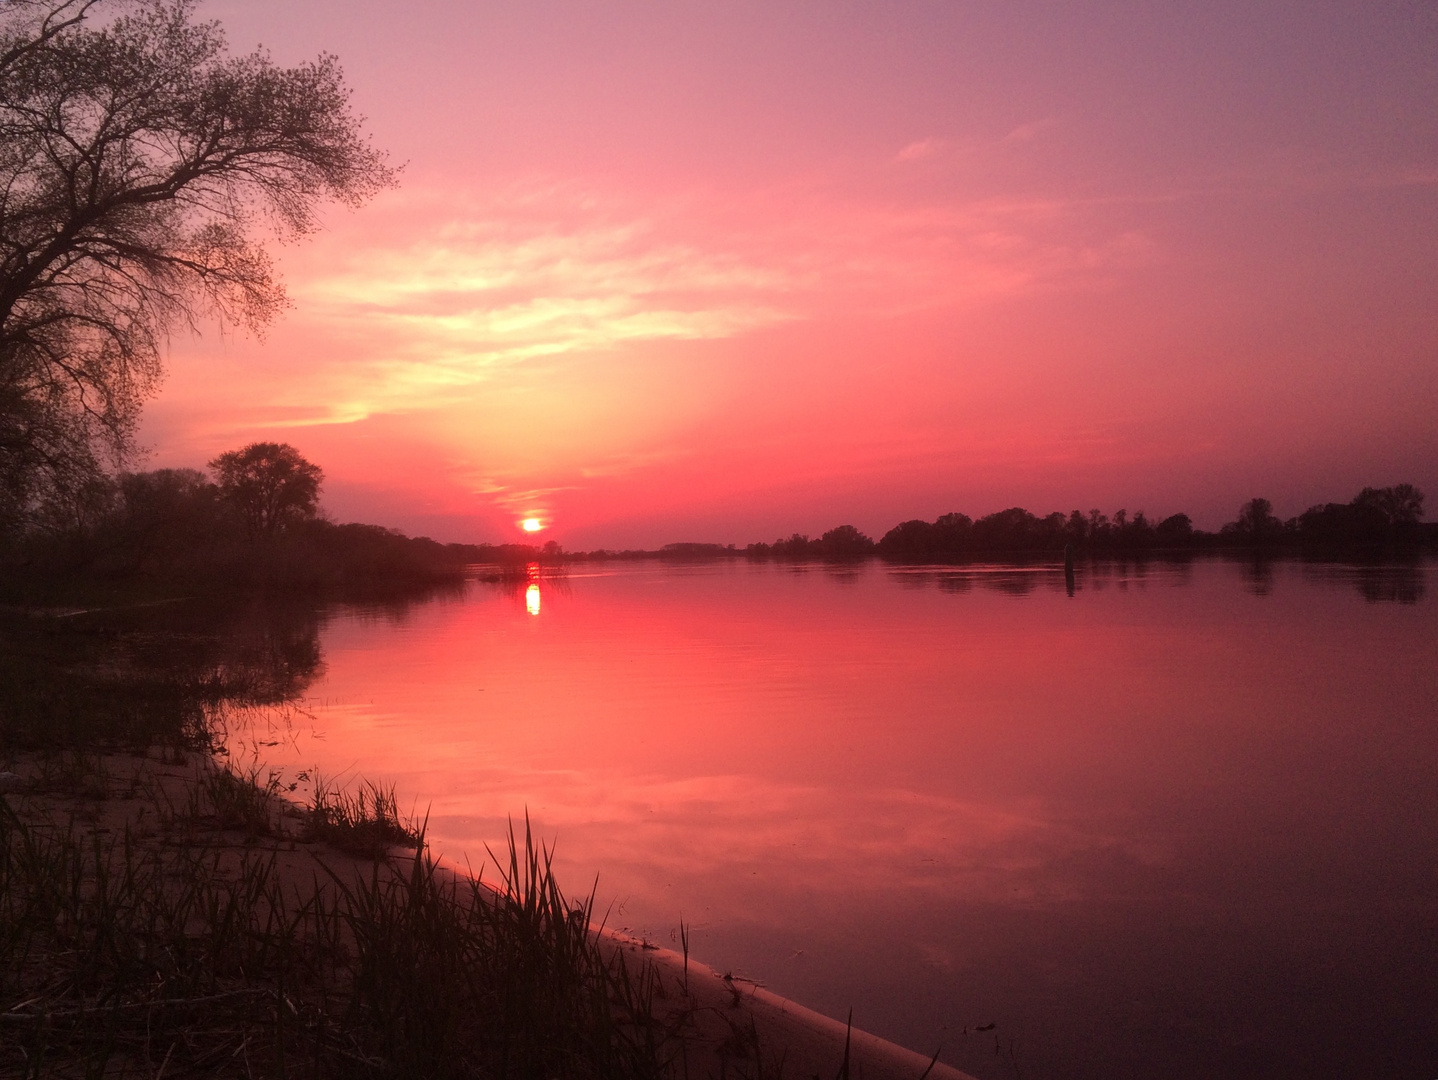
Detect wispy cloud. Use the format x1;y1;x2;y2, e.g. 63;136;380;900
153;176;1165;513
309;182;1148;330
275;185;814;413
209;179;1163;497
896;136;948;162
1002;117;1056;144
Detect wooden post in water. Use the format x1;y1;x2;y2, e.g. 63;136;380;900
1064;543;1076;596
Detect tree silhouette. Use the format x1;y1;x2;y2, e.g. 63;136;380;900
1352;484;1424;525
0;0;393;532
210;442;322;537
818;524;875;559
1156;513;1194;541
1224;497;1283;542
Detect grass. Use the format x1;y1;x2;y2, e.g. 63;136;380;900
0;774;679;1079
308;776;422;859
0;598;686;1078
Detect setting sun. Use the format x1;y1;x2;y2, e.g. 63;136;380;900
520;518;544;533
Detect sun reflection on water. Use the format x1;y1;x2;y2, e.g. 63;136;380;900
525;583;541;616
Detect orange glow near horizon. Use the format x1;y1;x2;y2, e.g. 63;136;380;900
137;2;1438;547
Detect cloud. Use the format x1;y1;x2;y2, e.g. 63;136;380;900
274;185;810;415
896;137;947;162
235;180;1160;437
1002;117;1056;144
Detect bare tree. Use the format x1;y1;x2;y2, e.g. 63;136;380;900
0;0;394;531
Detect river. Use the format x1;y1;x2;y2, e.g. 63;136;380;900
236;556;1438;1080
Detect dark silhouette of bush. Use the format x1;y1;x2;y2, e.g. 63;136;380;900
0;453;490;600
111;468;229;571
880;506;1111;557
661;543;739;560
935;512;975;546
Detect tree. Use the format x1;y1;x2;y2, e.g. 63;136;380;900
210;442;321;537
113;466;218;560
1156;512;1193;541
0;0;393;532
971;507;1040;549
1223;497;1283;542
1352;484;1424;526
817;524;874;559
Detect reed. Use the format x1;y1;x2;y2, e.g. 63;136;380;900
307;776;422;860
0;770;680;1079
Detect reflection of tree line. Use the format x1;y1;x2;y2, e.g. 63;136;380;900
0;597;333;751
890;556;1426;605
0;580;466;754
1295;562;1427;605
1209;554;1428;604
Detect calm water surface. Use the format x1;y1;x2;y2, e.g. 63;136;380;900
247;558;1438;1080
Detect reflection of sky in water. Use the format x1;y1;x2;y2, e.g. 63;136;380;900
243;559;1438;1080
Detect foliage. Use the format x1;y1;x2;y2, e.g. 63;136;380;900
0;441;490;596
0;0;393;534
1156;512;1193;540
818;523;875;558
210;441;324;537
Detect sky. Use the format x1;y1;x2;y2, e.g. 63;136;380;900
143;0;1438;548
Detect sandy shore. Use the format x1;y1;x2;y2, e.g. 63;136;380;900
0;750;976;1080
603;932;978;1080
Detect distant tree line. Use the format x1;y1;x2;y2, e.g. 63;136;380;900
1219;486;1425;548
742;484;1430;561
4;445;1429;602
0;442;488;599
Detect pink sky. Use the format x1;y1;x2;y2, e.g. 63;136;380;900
143;0;1438;547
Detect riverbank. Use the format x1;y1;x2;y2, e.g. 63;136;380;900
0;749;974;1079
